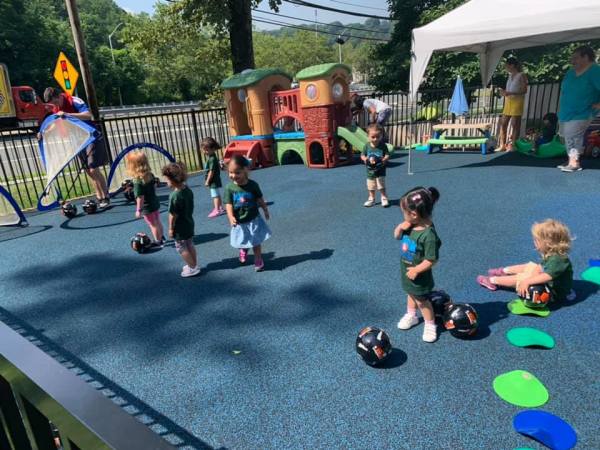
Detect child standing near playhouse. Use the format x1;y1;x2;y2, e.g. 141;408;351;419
395;187;442;343
201;137;225;218
126;151;164;247
162;162;201;278
224;155;271;272
477;219;574;301
361;124;390;208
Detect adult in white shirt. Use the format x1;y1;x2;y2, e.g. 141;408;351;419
351;94;392;142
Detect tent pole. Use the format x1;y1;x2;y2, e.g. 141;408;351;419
408;93;414;175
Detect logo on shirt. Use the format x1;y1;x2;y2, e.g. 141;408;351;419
233;192;255;209
400;235;417;264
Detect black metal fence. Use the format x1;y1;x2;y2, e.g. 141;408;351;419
0;320;175;450
0;83;562;211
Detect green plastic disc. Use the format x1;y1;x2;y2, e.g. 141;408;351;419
493;370;549;407
507;299;550;317
506;327;555;349
582;266;600;285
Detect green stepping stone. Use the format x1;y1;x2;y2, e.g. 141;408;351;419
582;266;600;285
506;327;555;349
507;299;550;317
493;370;549;407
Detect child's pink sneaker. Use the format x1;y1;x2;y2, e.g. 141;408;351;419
477;275;498;291
208;208;220;218
487;267;506;277
254;258;265;272
217;207;226;216
239;248;248;264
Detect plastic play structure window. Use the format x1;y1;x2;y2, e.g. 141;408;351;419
305;84;318;101
237;89;247;103
332;82;344;100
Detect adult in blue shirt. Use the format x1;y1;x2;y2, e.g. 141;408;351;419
557;46;600;173
43;88;110;207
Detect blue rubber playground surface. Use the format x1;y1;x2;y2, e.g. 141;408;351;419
1;150;600;449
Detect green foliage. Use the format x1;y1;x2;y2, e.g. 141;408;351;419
254;31;336;77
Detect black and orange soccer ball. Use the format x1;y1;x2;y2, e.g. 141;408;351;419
121;179;135;202
443;303;478;338
82;199;98;214
429;290;453;320
356;326;392;366
130;232;152;254
61;202;77;218
521;284;552;309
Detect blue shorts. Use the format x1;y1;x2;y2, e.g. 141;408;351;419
210;188;221;199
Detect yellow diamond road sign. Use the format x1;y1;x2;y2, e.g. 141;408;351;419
53;52;79;96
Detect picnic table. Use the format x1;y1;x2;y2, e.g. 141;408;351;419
428;123;494;155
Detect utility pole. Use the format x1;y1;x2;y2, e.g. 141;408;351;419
109;22;124;107
314;9;318;40
64;0;100;120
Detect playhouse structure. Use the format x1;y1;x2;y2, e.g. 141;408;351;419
222;63;377;169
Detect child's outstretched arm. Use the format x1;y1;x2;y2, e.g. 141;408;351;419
168;213;176;239
135;195;144;218
225;204;237;227
517;272;553;297
257;197;270;220
394;221;412;239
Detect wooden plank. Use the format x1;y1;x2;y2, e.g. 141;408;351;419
428;138;488;145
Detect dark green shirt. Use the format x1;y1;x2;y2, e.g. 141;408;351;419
223;180;263;223
168;186;194;240
542;255;573;301
204;154;222;188
399;225;441;296
133;177;160;215
361;141;388;179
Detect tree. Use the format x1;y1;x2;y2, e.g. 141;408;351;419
171;0;281;73
254;31;336;77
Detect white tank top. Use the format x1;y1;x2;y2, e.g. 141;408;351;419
506;72;525;95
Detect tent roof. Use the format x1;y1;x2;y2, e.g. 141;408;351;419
410;0;600;95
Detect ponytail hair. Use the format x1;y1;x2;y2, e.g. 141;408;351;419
400;186;439;219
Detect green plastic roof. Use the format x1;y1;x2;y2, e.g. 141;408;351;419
221;68;291;89
296;63;351;81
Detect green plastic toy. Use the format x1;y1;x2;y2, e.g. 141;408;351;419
506;327;555;349
493;370;549;407
514;136;566;158
582;266;600;285
507;299;550;317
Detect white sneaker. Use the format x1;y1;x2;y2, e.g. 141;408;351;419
381;197;390;208
181;266;201;278
363;199;375;207
397;313;419;330
422;323;438;343
556;161;569;169
560;165;582;172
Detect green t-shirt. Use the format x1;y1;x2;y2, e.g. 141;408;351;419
204;154;222;188
133;177;160;215
399;225;441;296
361;141;389;179
223;180;263;223
168;186;194;240
542;254;573;301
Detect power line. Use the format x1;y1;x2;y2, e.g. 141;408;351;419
253;17;390;42
252;9;390;36
329;0;389;12
282;0;392;21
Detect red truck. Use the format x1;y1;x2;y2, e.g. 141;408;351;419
0;63;54;129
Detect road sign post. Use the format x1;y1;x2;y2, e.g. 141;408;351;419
53;52;79;96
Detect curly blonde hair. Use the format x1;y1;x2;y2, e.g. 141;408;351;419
532;219;572;258
125;151;154;183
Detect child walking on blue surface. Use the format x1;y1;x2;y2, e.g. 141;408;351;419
126;151;164;247
477;219;574;301
394;187;442;343
361;123;390;208
201;137;225;218
224;155;271;272
162;162;200;278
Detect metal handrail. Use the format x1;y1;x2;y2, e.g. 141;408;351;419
0;320;176;450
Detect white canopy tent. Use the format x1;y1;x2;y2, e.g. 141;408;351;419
409;0;600;97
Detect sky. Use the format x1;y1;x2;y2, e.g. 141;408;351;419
113;0;391;30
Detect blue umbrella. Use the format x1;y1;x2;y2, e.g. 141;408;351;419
448;76;469;116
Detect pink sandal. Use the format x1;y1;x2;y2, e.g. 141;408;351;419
477;275;498;291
